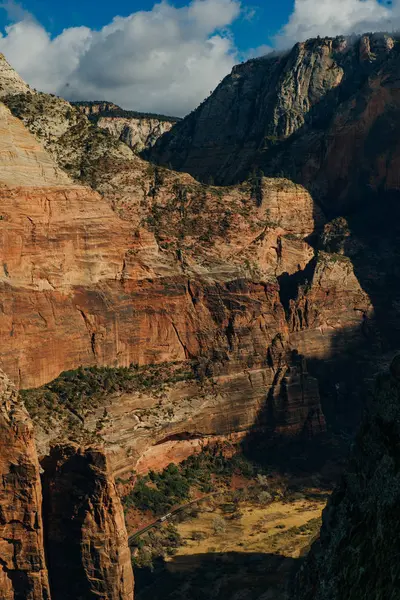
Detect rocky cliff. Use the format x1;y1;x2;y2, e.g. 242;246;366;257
291;354;400;600
0;52;385;472
149;32;400;426
73;100;178;152
0;57;334;453
0;370;50;600
42;445;134;600
0;368;133;600
149;33;397;189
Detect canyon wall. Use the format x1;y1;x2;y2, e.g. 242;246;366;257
0;91;331;457
42;445;134;600
1;50;389;475
148;33;400;429
0;371;50;600
149;33;396;190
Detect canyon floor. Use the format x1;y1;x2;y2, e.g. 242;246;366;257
133;486;329;600
122;445;337;600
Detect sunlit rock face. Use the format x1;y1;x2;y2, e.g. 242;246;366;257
73;100;178;153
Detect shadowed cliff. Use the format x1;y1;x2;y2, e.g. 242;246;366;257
291;355;400;600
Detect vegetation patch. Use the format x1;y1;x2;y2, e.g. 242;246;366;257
123;446;256;515
21;361;197;424
132;523;183;570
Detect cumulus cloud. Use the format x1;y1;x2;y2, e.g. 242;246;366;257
276;0;398;48
0;0;241;116
2;0;400;116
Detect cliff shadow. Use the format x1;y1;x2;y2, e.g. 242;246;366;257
135;551;300;600
241;179;398;476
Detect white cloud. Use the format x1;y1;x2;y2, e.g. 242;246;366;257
0;0;241;116
2;0;400;117
245;43;273;59
275;0;398;48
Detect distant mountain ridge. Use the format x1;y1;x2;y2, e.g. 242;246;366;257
73;100;180;152
73;100;180;123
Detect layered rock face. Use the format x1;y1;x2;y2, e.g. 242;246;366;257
292;355;400;600
42;445;134;600
0;371;50;600
0;101;135;386
0;52;384;469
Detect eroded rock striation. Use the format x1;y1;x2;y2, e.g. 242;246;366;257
292;355;400;600
0;370;50;600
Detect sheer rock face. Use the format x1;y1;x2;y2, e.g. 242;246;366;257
292;356;400;600
42;445;134;600
149;33;396;188
0;370;51;600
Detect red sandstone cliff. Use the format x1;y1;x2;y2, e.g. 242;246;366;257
2;49;388;483
0;367;134;600
0;95;329;457
0;370;50;600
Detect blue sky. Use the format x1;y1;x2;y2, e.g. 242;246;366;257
0;0;294;55
0;0;398;116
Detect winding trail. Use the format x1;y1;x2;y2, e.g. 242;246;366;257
128;492;221;545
